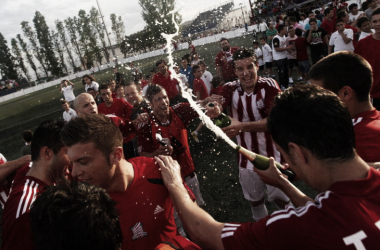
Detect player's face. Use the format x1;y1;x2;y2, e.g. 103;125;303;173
219;40;230;51
260;39;266;45
289;28;295;36
351;6;358;14
68;142;115;189
199;63;206;73
109;81;116;91
76;94;98;115
234;57;259;92
100;88;113;104
62;103;69;111
151;90;170;117
62;81;68;87
253;44;258;49
361;21;371;32
116;86;124;98
157;62;167;75
50;146;71;182
372;14;380;34
181;59;188;68
125;85;142;107
194;68;203;78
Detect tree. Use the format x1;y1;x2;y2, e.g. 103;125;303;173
90;7;110;63
110;13;125;45
55;20;77;72
138;0;182;44
16;34;39;80
21;21;49;77
10;38;30;81
33;11;60;76
64;17;85;69
77;9;98;69
50;30;68;75
0;33;18;79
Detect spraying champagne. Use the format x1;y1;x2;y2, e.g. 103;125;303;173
236;145;295;182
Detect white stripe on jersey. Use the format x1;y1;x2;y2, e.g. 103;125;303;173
16;179;39;219
221;224;241;238
266;191;331;226
0;191;8;208
352;117;363;126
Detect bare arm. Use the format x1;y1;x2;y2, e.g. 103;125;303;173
275;44;294;52
222;117;268;138
0;155;31;185
254;157;314;207
328;45;333;54
156;156;225;250
69;80;75;87
216;65;224;82
307;31;312;43
339;31;352;44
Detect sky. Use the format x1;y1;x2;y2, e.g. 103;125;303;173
1;0;247;44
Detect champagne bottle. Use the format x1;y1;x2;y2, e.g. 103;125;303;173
207;103;231;128
236;146;295;182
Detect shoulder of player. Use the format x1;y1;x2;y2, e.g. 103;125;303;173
128;157;161;180
257;77;280;90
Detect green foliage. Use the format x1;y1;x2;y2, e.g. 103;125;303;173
64;17;85;69
10;38;30;81
55;20;78;72
90;7;111;63
110;13;126;45
16;34;39;80
0;33;18;79
139;0;182;43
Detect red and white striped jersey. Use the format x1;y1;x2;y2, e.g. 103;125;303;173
2;164;47;250
222;77;281;170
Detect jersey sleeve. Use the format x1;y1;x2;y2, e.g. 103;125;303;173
215;53;222;67
346;29;354;39
263;79;281;114
172;103;199;127
265;44;272;53
193;79;201;93
221;81;239;110
137;123;156;154
121;99;134;120
329;34;334;46
273;37;280;48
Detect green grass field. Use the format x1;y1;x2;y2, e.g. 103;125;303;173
0;34;317;246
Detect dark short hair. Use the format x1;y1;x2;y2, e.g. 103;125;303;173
309;18;317;24
30;181;122;250
288;26;294;31
192;65;200;74
61;114;123;164
252;40;259;45
337;10;347;19
309;52;372;103
289;16;297;23
145;84;165;103
336;19;345;25
232;48;258;68
99;83;110;92
349;3;358;11
295;28;303;37
125;81;141;92
219;37;229;44
211;76;223;88
268;84;355;161
372;7;380;16
259;37;266;41
61;99;68;105
86;87;95;93
31;120;66;162
22;130;33;143
324;8;332;16
277;24;286;32
156;59;167;67
315;10;320;14
300;13;306;18
198;60;206;66
367;0;375;4
81;74;95;86
357;16;370;28
114;84;123;92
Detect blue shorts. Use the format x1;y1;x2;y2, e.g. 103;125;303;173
298;60;311;73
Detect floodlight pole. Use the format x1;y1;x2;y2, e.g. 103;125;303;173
96;0;118;66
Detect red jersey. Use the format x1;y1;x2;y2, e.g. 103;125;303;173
140;79;149;89
98;99;135;142
321;18;336;36
109;157;199;250
210;86;223;96
112;91;117;99
137;103;198;177
221;77;281;170
294;37;309;61
2;164;46;250
193;78;209;100
0;154;8;207
152;71;179;99
215;47;239;81
353;109;380;163
355;35;380;98
222;168;380;249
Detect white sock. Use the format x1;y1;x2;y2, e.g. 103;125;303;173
251;203;268;222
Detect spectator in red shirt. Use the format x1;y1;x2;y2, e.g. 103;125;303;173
215;38;238;84
153;59;185;106
192;65;209;101
210;76;224;96
294;28;310;80
310;51;380;168
321;8;336;38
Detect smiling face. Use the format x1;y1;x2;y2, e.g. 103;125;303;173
234;57;259;93
75;93;98;116
83;77;92;85
157;62;167;75
219;39;230;51
150;90;170;119
67;142;115;189
372;13;380;34
125;84;143;108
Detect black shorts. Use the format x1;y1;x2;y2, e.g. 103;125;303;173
288;59;298;69
259;65;264;71
265;62;273;69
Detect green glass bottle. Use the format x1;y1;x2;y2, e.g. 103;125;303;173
207;103;231;128
236;146;295;182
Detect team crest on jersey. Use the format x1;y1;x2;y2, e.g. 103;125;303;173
256;99;265;109
131;222;148;240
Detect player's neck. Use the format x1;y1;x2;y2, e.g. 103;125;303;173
26;161;55;186
373;32;380;40
347;100;374;117
154;112;169;123
105;100;114;107
106;160;134;193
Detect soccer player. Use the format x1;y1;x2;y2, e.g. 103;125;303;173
212;48;289;221
30;181;122;250
61;114;201;250
124;81;150;121
2;120;70;250
328;19;354;54
98;83;136;159
310;51;380;167
215;38;238;84
355;7;380;110
157;84;380;249
192;65;209;101
59;79;75;104
61;99;77;122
